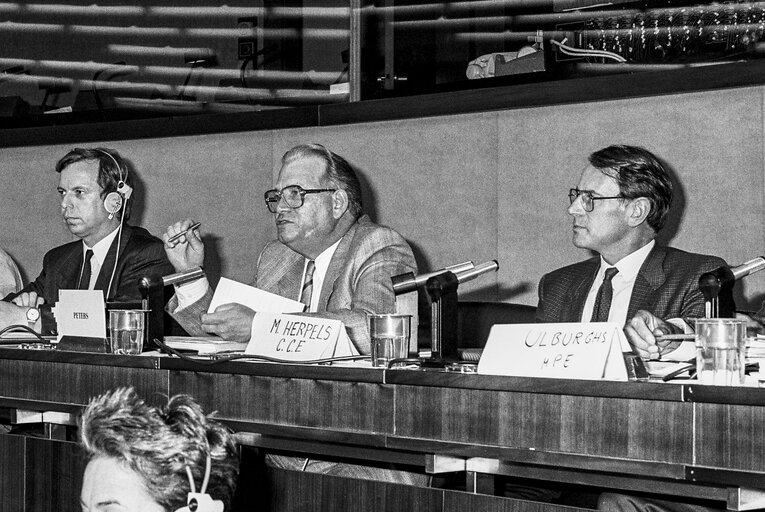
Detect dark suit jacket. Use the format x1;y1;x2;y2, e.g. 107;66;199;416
536;245;735;324
169;215;417;354
5;224;175;336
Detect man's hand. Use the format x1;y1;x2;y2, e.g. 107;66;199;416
10;291;45;308
0;301;29;329
200;303;255;342
162;219;204;272
624;310;681;360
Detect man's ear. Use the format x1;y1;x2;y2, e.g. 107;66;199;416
332;189;349;219
627;197;651;227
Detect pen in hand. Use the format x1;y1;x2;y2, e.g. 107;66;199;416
167;221;201;244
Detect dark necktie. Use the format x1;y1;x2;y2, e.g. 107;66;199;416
300;260;315;309
78;249;94;290
590;267;619;322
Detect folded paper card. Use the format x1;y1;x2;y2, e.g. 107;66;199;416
52;290;106;342
209;277;305;314
245;313;359;361
477;322;631;380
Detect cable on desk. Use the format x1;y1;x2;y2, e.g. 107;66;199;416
153;338;370;366
0;324;50;344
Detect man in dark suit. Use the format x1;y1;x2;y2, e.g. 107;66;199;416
528;147;733;510
537;144;733;360
163;143;417;354
2;148;174;336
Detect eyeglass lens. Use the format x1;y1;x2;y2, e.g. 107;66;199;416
265;186;306;212
569;189;594;211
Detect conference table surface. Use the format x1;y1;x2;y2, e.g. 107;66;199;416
1;346;764;511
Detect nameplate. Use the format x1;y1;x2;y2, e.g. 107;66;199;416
477;322;629;381
52;290;106;342
245;313;358;361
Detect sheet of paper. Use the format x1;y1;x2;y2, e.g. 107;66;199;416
245;313;359;361
208;277;306;314
163;336;247;354
52;290;106;341
477;322;628;381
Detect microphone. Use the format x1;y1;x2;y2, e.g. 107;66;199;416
699;256;765;301
452;260;499;284
392;261;474;295
728;256;765;280
139;267;205;294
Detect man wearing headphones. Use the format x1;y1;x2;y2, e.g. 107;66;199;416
1;147;174;336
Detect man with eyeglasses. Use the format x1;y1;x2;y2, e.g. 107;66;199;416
162;143;417;355
518;145;736;510
537;144;734;361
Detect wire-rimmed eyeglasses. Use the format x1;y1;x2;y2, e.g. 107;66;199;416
568;188;627;212
264;185;336;213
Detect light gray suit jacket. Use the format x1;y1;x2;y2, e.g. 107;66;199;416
170;215;417;354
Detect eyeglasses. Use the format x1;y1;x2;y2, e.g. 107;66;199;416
264;185;336;213
568;188;627;212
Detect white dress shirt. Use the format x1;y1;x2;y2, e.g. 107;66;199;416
581;240;655;326
300;239;341;313
82;225;121;290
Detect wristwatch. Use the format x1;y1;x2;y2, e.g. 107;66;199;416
26;306;40;328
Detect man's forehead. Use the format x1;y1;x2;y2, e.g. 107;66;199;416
577;165;619;192
276;155;327;185
58;160;100;188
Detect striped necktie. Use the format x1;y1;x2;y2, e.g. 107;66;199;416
78;249;94;290
590;267;618;322
300;260;315;310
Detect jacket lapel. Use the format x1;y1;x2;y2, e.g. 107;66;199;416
94;225;133;299
317;219;360;311
258;248;304;302
566;258;599;322
59;245;85;291
627;245;666;320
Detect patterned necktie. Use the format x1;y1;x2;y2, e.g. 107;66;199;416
590;267;619;322
78;249;94;290
300;260;315;309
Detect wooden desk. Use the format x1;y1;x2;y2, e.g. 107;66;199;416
0;348;764;512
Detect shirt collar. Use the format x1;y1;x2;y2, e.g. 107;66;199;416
84;225;121;266
598;239;655;283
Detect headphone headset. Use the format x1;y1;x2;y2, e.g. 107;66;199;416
174;456;224;512
90;148;134;300
98;149;133;220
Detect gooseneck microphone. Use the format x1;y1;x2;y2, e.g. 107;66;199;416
699;256;765;302
452;260;499;284
139;267;205;294
392;261;474;295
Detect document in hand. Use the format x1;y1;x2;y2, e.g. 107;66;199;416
477;322;631;380
208;277;305;314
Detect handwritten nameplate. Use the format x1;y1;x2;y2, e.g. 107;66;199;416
52;290;107;341
245;313;357;361
477;322;629;380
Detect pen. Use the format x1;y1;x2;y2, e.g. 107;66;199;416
655;333;696;341
168;222;201;244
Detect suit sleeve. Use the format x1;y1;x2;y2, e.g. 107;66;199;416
166;287;215;337
535;273;548;323
4;257;53;333
675;257;735;320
